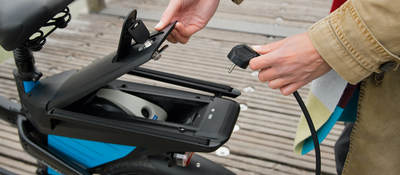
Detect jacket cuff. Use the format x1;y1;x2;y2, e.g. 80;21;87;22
308;1;397;84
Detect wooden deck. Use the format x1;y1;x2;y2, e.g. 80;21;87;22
0;0;341;174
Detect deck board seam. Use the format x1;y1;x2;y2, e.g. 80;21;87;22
0;154;38;167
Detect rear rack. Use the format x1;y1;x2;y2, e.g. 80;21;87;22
129;67;241;98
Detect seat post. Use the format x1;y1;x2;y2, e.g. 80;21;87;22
13;47;42;82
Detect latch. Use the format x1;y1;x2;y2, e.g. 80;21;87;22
127;20;150;44
113;10;173;63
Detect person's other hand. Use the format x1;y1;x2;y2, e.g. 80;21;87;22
155;0;220;44
249;33;331;96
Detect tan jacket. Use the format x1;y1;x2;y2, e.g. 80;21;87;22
309;0;400;174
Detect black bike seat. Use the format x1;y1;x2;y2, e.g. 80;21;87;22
0;0;73;51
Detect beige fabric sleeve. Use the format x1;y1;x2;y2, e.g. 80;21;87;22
308;0;400;84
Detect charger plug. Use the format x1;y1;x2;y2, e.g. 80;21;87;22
227;44;260;73
226;44;321;175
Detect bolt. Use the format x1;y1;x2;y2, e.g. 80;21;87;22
178;127;185;133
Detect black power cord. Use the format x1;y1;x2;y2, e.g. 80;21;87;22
293;91;321;175
227;44;321;175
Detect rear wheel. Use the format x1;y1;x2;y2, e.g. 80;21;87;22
100;158;157;175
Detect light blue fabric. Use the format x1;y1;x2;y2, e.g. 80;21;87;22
47;135;136;175
302;107;344;154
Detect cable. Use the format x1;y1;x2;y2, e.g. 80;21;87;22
293;91;321;175
227;44;321;175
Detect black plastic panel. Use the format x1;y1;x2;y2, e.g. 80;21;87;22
48;22;175;109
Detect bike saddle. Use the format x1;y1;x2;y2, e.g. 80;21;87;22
0;0;73;51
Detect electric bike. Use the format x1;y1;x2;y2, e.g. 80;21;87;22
0;0;241;174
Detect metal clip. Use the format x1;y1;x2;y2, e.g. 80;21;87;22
152;45;169;61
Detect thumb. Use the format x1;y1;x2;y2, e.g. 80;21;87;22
251;39;286;55
155;0;180;31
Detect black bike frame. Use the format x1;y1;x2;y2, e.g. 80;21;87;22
0;9;240;175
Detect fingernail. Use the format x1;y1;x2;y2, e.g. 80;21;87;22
154;22;162;29
251;45;262;51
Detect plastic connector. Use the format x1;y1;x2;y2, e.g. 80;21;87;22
227;44;260;72
226;44;322;175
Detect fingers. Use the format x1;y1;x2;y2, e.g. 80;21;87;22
247;33;328;96
166;22;192;44
175;22;201;38
167;29;189;44
249;40;288;70
167;34;177;43
155;0;181;31
279;82;306;96
258;68;279;82
249;53;278;71
251;39;286;55
172;23;190;43
268;78;291;89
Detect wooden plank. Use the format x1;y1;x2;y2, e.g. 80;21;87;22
86;0;106;13
0;120;18;135
65;14;281;45
102;0;332;37
0;129;20;143
228;134;336;166
101;6;305;37
0;137;25;154
0;144;37;164
0;156;36;175
225;142;337;173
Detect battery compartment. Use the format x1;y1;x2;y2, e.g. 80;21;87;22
64;82;211;127
48;80;239;151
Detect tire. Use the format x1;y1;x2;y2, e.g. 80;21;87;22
101;158;157;175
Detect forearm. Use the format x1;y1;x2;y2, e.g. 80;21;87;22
309;0;400;84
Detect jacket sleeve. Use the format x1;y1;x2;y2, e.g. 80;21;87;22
308;0;400;84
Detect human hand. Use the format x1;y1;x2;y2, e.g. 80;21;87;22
249;33;331;96
155;0;220;44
